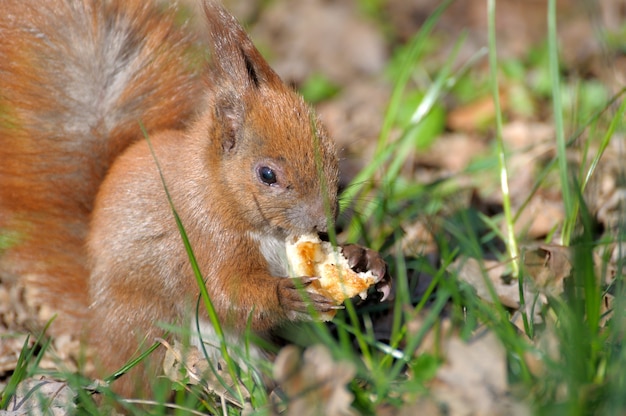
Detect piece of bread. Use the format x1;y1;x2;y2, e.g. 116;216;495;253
285;234;379;320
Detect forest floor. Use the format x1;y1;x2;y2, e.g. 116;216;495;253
2;0;626;414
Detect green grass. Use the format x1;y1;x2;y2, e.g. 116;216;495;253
339;0;625;413
2;1;626;414
0;331;51;410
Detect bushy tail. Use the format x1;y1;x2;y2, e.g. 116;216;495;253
0;0;205;335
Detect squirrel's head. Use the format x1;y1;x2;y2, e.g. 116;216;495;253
199;0;339;237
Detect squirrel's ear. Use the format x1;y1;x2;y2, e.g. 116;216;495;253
204;0;282;153
214;89;243;153
203;0;281;90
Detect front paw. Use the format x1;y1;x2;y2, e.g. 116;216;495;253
277;276;341;319
341;244;393;301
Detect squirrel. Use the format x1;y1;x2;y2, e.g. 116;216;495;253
0;0;390;396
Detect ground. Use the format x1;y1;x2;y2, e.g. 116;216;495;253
1;0;625;414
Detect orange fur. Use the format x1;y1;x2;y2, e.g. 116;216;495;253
0;0;339;397
0;0;203;337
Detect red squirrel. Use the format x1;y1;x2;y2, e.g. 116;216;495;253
0;0;390;396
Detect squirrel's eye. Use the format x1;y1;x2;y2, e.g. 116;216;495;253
258;166;277;185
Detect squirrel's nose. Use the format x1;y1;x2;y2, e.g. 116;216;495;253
297;196;337;234
312;201;337;234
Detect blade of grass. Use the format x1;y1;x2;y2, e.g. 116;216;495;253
512;87;626;226
573;184;602;358
582;95;626;191
384;33;467;188
487;0;519;278
141;124;245;402
0;320;53;409
340;0;452;208
372;287;450;402
104;340;162;384
548;0;573;245
346;32;470;245
0;335;32;409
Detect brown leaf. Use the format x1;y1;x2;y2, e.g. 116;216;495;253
408;313;454;357
450;255;558;327
395;220;438;257
606;241;626;285
450;257;520;308
514;195;564;239
522;245;571;295
447;94;503;132
430;331;530;416
251;0;386;85
0;333;30;373
161;339;247;407
600;293;615;328
395;397;444;416
413;133;488;173
274;344;357;416
4;377;77;416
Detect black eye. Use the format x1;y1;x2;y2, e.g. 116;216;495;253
258;166;277;185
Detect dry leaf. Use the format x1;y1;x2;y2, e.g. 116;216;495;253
522;245;571;294
395;397;443;416
595;177;626;230
514;195;564;239
0;333;30;374
600;293;615;327
395;220;438;257
447;94;502;132
407;313;454;357
274;344;357;416
3;377;76;416
414;133;488;173
252;0;386;85
606;241;626;285
523;321;561;379
161;339;247;407
430;331;529;416
450;252;573;326
450;257;520;308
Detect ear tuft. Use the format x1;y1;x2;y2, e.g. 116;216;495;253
243;49;260;88
203;0;279;90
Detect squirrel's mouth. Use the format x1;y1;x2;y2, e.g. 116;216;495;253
285;211;334;236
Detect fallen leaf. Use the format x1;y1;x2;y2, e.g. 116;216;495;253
3;377;77;416
522;245;571;296
395;220;438;257
161;339;247;408
252;0;386;85
514;195;564;239
395;396;443;416
414;133;488;173
407;312;454;357
0;333;30;373
450;257;520;308
447;94;503;132
430;330;530;416
600;293;615;328
274;344;357;416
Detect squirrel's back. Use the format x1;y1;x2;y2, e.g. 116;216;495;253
0;0;205;335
